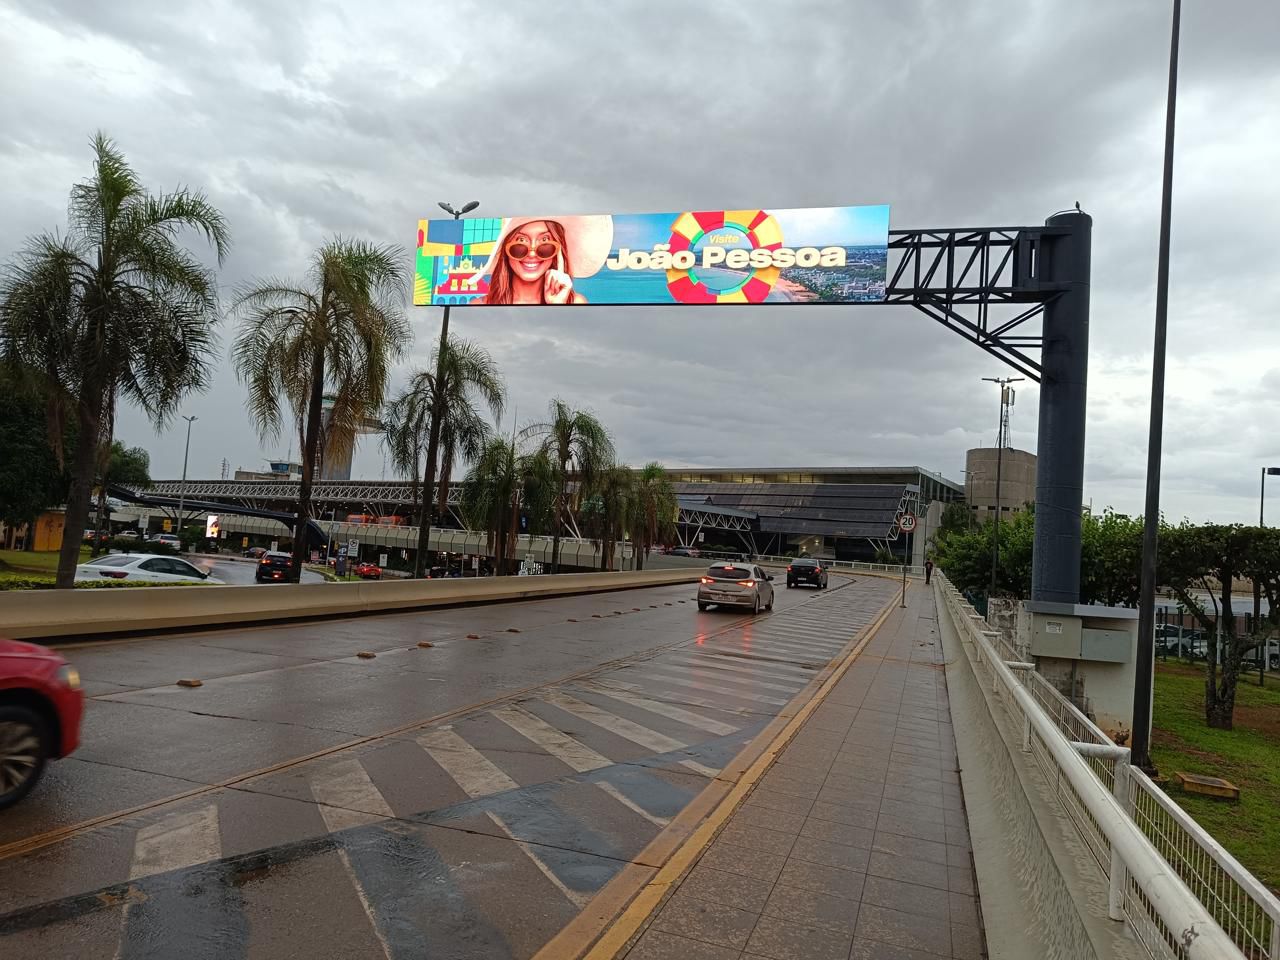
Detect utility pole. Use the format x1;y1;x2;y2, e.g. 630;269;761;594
1256;466;1280;686
1132;0;1181;772
176;415;197;537
983;377;1023;598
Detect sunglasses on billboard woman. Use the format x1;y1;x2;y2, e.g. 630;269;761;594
505;238;561;261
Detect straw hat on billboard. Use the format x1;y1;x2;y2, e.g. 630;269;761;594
470;215;614;282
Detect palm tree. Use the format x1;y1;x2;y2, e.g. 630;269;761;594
90;441;152;556
631;462;678;571
520;399;614;573
385;337;504;578
459;438;555;575
0;133;228;587
583;463;636;571
232;238;409;581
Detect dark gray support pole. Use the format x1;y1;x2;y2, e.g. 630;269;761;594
1030;211;1092;603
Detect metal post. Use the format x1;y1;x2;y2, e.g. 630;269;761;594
1109;750;1133;921
901;537;908;608
1029;211;1092;605
992;406;1004;595
176;415;197;537
1257;468;1279;685
1131;0;1181;771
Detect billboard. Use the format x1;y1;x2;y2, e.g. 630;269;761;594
414;204;889;307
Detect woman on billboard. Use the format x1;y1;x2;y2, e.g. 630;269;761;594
474;215;613;305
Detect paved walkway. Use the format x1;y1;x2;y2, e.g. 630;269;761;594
623;585;983;960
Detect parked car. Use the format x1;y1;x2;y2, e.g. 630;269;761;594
116;530;140;540
671;546;701;558
149;533;181;550
697;562;775;614
786;558;828;589
243;546;268;559
353;561;382;580
0;639;85;808
81;529;109;544
75;554;220;584
255;552;294;583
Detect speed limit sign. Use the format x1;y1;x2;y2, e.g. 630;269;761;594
898;513;918;533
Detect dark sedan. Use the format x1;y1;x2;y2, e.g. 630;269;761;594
786;558;828;589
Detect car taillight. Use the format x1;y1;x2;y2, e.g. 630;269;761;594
737;580;756;587
787;565;792;571
99;570;128;579
699;577;713;584
260;558;271;565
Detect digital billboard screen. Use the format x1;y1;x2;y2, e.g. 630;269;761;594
414;204;889;307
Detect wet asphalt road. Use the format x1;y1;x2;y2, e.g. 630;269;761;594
0;575;899;959
189;556;326;585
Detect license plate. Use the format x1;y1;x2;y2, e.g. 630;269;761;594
712;593;734;601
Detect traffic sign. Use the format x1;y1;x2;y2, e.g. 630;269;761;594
897;513;918;533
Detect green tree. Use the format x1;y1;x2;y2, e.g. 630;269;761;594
458;438;554;576
1160;523;1280;729
520;399;614;574
1080;509;1144;607
233;238;409;581
631;462;677;571
0;378;72;547
587;463;635;571
89;440;152;556
0;133;228;587
383;337;505;578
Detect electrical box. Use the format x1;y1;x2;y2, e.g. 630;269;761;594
1029;613;1082;659
1081;628;1131;663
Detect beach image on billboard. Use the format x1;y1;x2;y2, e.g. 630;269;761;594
414;204;889;307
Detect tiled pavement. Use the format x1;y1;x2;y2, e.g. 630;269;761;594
623;584;984;960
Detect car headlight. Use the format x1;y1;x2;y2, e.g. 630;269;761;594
59;665;81;690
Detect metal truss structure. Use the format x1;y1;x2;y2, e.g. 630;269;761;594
885;226;1068;382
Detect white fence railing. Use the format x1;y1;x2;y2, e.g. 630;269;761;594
937;574;1278;960
748;554;925;577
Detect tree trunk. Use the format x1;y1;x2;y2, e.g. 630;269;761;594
635;528;646;572
551;486;564;574
55;397;104;588
413;394;445;578
91;486;110;557
292;350;326;583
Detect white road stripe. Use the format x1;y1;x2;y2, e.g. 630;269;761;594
486;811;590;908
333;849;395;960
646;660;805;693
129;803;221;880
418;726;519;798
679;759;721;779
543;691;686;754
682;653;816;679
595;781;669;827
583;686;740;737
591;675;787;709
491;704;612;773
310;759;396;831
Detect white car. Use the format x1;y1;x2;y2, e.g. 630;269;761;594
75;553;222;585
697;562;775;614
149;533;181;549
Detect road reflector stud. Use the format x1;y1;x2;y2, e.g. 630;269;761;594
176;679;203;688
592;614;602;618
466;634;481;639
567;618;578;622
417;641;434;648
357;651;376;659
632;607;642;611
506;628;521;633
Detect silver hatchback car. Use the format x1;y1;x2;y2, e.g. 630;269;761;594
697;562;775;614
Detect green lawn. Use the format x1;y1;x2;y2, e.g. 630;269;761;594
1151;662;1280;892
0;547;89;575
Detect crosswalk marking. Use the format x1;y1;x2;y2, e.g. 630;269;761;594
683;652;816;679
648;660;806;693
491;704;612;773
591;675;787;709
756;633;844;654
129;803;221;880
543;691;687;754
418;726;519;798
679;759;721;779
310;758;396;832
583;686;740;737
486;812;590;908
595;781;669;827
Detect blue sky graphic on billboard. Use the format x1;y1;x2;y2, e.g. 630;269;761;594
415;205;889;307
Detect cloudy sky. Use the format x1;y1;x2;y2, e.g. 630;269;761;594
3;0;1278;523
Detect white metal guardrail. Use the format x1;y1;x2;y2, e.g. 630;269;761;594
937;574;1277;960
747;554;925;577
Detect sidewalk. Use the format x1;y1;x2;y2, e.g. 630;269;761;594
623;585;983;960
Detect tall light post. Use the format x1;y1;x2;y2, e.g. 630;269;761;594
1131;0;1181;772
1254;466;1280;685
175;415;198;538
982;376;1023;598
413;199;479;578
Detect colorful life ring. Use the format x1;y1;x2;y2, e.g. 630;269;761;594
664;209;784;304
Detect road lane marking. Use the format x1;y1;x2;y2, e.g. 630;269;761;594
681;652;818;679
643;660;805;693
542;691;686;754
677;760;721;779
486;812;590;908
589;675;787;710
594;782;669;828
310;759;396;831
580;687;740;738
490;704;612;773
623;666;794;703
417;726;519;797
128;803;221;880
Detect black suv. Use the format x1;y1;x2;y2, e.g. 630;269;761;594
786;558;828;589
255;552;293;583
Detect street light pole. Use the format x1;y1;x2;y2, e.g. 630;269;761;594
1131;0;1182;772
414;200;479;578
1255;466;1280;685
176;415;197;538
983;376;1023;598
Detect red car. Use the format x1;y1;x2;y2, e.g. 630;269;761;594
0;639;84;809
353;561;382;580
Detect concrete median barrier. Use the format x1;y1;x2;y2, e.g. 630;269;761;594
0;569;701;641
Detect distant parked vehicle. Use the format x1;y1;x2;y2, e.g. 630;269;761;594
116;530;140;540
75;554;220;585
353;561;382;580
345;514;375;525
243;546;268;559
375;515;407;526
149;533;181;550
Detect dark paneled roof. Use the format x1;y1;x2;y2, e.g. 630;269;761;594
673;482;908;538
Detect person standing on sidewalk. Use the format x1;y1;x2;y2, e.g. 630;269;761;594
925;558;934;584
